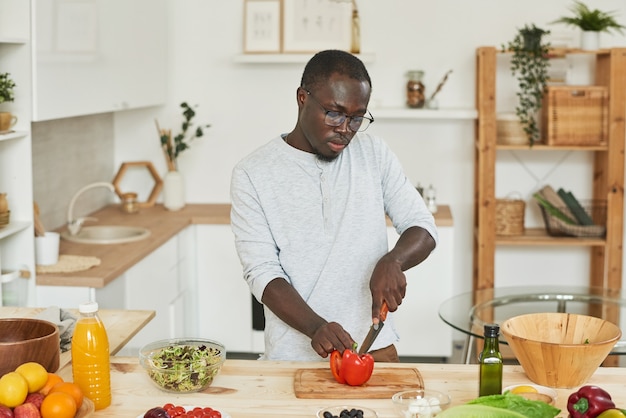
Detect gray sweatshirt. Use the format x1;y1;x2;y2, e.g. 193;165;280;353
230;133;438;361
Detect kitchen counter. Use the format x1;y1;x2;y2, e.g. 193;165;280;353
37;203;452;289
0;307;155;370
55;357;626;418
37;204;231;288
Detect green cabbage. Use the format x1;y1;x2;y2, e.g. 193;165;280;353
439;405;527;417
439;392;560;417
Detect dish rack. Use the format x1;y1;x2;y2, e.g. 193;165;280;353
538;200;606;238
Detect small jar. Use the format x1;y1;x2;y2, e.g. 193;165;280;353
121;192;139;214
406;70;426;109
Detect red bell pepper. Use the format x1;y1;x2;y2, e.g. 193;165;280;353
329;345;374;386
568;385;616;418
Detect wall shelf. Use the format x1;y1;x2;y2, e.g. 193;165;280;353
374;107;476;120
0;37;28;44
0;131;28;143
0;221;31;241
233;53;376;64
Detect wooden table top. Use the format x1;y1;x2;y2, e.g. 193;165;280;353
0;307;155;369
54;357;626;418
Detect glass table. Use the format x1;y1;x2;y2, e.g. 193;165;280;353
438;285;626;364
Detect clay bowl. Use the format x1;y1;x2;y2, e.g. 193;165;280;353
501;312;621;388
0;318;60;376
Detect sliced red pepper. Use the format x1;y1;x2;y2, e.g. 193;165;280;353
329;345;374;386
567;385;616;418
330;349;345;384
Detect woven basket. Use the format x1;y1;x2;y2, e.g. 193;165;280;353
541;86;608;146
496;198;525;236
538;200;606;238
497;113;528;145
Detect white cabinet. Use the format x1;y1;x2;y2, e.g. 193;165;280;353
36;228;196;355
195;225;262;354
32;0;167;121
0;0;35;306
389;222;454;358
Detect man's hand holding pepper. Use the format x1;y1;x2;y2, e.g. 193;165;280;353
310;321;355;358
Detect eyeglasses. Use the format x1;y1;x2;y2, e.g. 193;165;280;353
304;89;374;132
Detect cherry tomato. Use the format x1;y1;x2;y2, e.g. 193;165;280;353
163;403;175;411
208;412;221;418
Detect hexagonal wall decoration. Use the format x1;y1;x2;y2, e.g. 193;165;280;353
112;161;163;208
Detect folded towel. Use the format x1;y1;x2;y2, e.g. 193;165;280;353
557;188;595;226
35;306;77;352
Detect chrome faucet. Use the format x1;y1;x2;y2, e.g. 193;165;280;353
67;182;116;236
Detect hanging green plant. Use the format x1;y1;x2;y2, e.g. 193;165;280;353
502;24;551;146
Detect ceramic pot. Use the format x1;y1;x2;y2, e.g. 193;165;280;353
580;31;599;51
163;170;185;211
0;193;7;213
0;112;17;132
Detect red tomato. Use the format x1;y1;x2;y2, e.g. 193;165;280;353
163;403;175;410
208;412;221;418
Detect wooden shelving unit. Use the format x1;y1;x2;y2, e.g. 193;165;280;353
473;47;626;321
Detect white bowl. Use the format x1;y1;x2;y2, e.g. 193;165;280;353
392;389;451;418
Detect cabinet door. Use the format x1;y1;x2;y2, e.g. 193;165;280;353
123;235;179;352
195;225;255;353
388;226;453;358
32;0;167;121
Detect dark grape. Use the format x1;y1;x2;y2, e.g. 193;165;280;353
144;407;171;418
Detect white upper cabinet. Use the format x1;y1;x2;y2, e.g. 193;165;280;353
32;0;167;121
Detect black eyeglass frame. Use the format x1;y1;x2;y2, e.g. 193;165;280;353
303;89;374;132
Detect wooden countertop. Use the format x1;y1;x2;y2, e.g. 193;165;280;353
38;203;452;288
0;307;155;370
55;357;626;418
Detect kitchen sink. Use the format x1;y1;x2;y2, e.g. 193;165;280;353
61;226;151;245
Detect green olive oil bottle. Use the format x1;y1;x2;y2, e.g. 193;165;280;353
479;323;503;396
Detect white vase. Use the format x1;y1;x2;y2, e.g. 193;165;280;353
163;170;185;211
580;31;599;51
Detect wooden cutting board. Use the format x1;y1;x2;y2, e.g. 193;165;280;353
294;367;424;399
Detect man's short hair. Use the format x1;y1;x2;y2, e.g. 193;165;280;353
300;50;372;92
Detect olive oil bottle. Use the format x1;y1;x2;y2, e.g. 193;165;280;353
479;323;503;396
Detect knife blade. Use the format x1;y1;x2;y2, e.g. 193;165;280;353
358;301;389;354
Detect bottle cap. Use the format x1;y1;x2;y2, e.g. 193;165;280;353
78;301;99;313
484;324;499;337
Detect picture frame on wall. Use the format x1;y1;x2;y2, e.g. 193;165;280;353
244;0;282;53
282;0;352;53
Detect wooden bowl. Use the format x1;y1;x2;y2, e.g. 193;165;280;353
501;312;621;388
0;318;60;376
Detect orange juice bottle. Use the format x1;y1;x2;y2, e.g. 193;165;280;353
72;301;111;410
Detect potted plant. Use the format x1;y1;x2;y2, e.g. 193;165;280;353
155;102;210;211
502;24;551;146
551;1;626;50
0;73;17;132
0;72;16;104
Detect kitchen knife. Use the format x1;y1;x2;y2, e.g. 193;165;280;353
358;301;389;354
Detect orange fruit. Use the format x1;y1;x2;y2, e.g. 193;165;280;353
50;381;84;409
39;373;64;395
40;391;77;418
15;362;49;393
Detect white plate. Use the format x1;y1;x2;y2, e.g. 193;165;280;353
136;405;231;418
317;405;378;418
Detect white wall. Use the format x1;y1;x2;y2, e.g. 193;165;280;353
113;0;626;297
